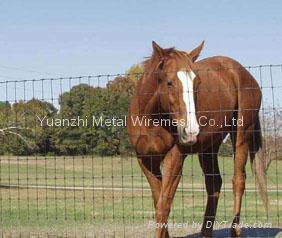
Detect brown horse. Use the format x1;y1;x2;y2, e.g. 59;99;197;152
127;41;267;237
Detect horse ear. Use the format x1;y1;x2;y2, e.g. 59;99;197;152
152;41;163;57
188;41;205;62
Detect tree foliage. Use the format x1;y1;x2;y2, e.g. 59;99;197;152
0;65;141;156
1;64;281;161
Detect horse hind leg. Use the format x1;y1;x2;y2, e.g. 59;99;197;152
198;147;222;238
229;110;262;237
230;132;249;237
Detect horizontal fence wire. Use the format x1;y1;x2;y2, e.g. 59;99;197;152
0;64;281;237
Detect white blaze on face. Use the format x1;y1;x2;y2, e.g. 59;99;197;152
177;71;200;136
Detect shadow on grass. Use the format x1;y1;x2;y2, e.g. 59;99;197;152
177;227;282;238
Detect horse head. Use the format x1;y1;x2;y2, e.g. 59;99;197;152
148;41;204;145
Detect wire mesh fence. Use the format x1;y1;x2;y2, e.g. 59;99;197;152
0;64;281;237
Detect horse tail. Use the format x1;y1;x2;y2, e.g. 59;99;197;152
250;117;269;211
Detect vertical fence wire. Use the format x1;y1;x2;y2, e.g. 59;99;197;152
0;65;281;237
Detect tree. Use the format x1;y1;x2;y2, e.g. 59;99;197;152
0;99;57;155
55;84;97;155
0;64;143;156
103;64;142;155
261;108;282;170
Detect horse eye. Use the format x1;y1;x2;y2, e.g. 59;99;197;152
167;80;173;87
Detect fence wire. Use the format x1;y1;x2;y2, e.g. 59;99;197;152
0;64;281;237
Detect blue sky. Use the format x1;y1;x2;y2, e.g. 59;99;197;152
0;0;281;81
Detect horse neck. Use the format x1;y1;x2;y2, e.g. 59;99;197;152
137;73;159;115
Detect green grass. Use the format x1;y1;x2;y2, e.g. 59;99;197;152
0;155;281;237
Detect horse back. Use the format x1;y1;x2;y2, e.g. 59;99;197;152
190;56;262;152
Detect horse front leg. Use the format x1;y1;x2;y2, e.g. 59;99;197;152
136;127;174;237
138;156;171;238
155;144;184;238
198;149;222;238
138;156;163;208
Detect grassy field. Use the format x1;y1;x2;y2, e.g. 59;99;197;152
0;155;281;237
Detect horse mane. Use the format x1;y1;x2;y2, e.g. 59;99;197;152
142;47;190;78
143;47;174;72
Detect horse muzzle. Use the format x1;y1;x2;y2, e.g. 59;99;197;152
177;125;199;145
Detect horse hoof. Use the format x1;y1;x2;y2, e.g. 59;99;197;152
201;229;212;238
231;226;241;237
